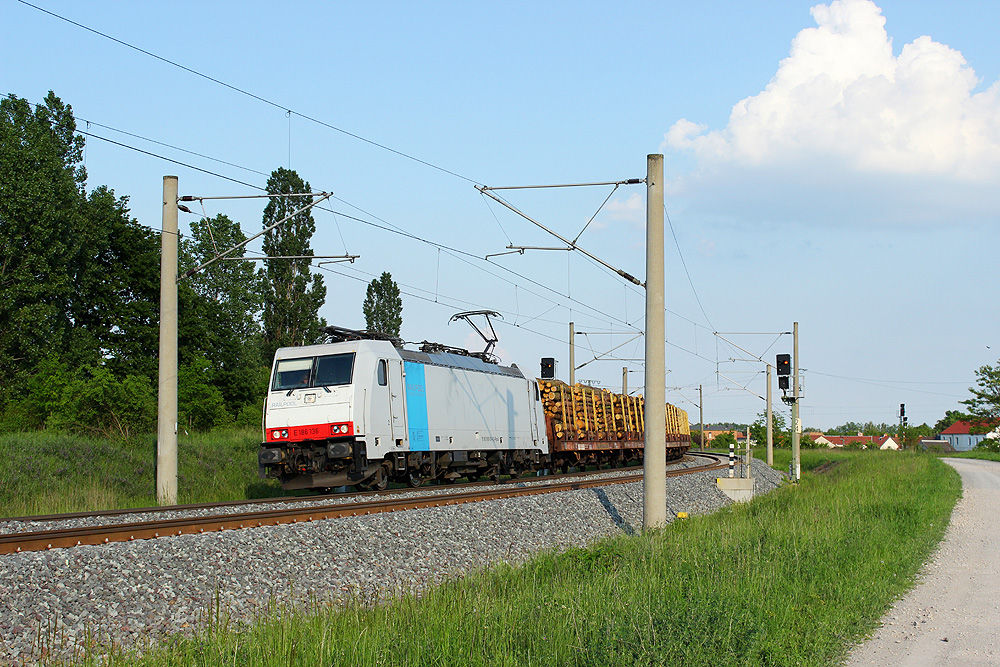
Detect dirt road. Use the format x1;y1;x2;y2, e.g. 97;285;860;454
844;457;1000;666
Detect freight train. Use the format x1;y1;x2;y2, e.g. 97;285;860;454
257;326;690;491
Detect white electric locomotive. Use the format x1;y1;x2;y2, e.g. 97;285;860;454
258;326;549;490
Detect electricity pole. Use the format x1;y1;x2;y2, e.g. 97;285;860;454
157;176;179;505
643;154;666;530
791;321;800;482
699;384;704;452
569;321;575;385
766;364;773;466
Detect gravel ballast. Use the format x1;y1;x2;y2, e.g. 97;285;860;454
0;458;784;665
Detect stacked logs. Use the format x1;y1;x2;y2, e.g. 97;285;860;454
537;379;689;444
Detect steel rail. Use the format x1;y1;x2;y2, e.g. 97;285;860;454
2;464;652;524
1;454;725;555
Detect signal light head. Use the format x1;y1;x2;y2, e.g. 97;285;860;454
776;354;791;376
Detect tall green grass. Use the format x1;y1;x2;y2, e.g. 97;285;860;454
0;430;283;517
66;450;959;667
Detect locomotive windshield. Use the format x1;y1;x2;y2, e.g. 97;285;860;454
271;353;355;391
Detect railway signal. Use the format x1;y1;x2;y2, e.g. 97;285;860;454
776;354;790;375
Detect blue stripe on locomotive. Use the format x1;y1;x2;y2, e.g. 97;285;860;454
404;361;430;451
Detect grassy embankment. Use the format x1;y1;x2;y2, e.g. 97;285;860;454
946;449;1000;462
0;429;281;517
20;444;961;667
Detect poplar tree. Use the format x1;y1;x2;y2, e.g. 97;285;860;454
362;272;403;337
260;168;326;359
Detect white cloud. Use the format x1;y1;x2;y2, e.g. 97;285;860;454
663;0;1000;225
602;192;644;226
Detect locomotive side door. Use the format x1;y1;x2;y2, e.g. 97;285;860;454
528;380;540;444
387;358;407;446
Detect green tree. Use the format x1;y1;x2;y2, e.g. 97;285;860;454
180;214;266;413
749;411;789;448
0;92;160;411
901;422;933;449
0;92;85;394
712;431;737;450
961;360;1000;432
71;186;159;379
260;168;326;359
363;271;403;337
934;410;969;433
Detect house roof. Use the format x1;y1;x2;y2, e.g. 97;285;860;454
814;434;876;447
940;420;973;435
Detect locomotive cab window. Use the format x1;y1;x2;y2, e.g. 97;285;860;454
313;353;356;387
272;353;356;391
272;358;313;391
377;359;387;386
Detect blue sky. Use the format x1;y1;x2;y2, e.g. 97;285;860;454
3;0;998;431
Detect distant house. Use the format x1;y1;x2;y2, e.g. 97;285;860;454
807;433;900;450
938;421;999;452
701;429;747;444
918;438;955;453
875;435;901;451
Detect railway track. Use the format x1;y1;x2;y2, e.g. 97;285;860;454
1;453;726;555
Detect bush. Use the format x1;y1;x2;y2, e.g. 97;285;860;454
48;365;157;438
234;402;264;430
975;437;1000;453
178;354;232;431
4;360;157;438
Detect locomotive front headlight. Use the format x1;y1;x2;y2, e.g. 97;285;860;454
272;430;281;439
281;429;288;438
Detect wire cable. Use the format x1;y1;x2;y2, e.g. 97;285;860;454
16;0;481;185
13;92;729;372
665;204;714;331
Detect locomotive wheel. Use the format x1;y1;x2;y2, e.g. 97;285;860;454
406;469;426;488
